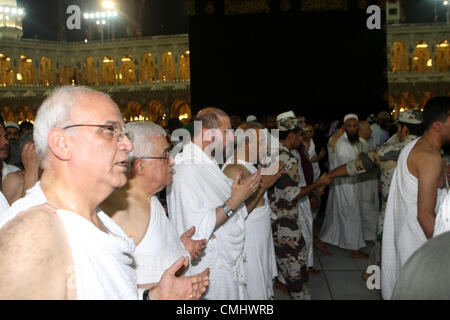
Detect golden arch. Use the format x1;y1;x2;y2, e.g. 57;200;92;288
125;101;144;122
390;41;409;72
178;51;190;81
398;92;416;109
119;55;136;84
60;66;79;86
1;106;16;122
17;106;35;124
101;56;117;85
139;53;157;83
18;55;36;85
170;100;191;125
435;40;450;72
412;41;431;72
0;53;14;86
82;57;99;86
147;100;165;126
159;52;176;82
39;57;56;86
419;92;433;108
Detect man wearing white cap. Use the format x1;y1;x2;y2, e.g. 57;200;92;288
316;114;368;258
246;115;257;122
268;111;330;300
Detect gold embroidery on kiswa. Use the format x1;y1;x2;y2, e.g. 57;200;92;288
224;0;270;15
301;0;348;11
188;0;195;16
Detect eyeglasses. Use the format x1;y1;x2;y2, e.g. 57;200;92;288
137;155;171;163
62;124;134;142
136;149;173;163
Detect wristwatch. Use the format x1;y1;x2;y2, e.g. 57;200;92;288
221;203;235;218
143;289;150;300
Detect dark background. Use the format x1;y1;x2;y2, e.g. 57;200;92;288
189;1;387;121
14;0;449;121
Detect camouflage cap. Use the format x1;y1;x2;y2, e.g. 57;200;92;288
395;109;423;125
276;111;303;132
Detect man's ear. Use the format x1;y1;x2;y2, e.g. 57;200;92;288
432;121;442;133
47;128;72;161
202;127;214;143
133;159;145;176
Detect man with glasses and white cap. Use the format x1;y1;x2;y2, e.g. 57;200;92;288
268;111;331;300
0;86;209;299
101;121;209;300
316;113;368;259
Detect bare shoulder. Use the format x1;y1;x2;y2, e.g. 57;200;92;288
3;171;24;187
0;205;70;299
411;140;442;165
223;163;251;179
408;140;442;177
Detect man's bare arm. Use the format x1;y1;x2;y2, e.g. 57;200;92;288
2;172;24;205
416;152;443;239
0;208;70;299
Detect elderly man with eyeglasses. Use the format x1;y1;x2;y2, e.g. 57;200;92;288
0;86;209;300
101;121;209;300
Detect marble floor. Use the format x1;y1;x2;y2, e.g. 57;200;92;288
274;214;382;300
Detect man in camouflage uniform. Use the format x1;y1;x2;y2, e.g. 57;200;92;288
268;111;330;300
327;109;423;273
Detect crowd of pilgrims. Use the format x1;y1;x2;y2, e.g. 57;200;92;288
0;88;450;300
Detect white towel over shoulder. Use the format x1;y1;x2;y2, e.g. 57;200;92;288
0;182;138;300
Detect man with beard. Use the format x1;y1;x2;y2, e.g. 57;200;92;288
316;114;368;259
167;107;262;299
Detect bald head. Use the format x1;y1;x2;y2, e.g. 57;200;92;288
195;107;229;130
359;120;372;141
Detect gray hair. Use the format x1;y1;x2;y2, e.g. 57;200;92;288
125;121;167;160
34;86;110;167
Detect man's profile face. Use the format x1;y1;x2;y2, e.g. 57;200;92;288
440;113;450;144
291;129;303;149
68;94;134;190
142;135;174;192
0;126;9;161
298;117;306;128
5;127;19;141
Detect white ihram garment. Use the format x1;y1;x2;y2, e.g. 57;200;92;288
0;191;9;214
381;138;446;300
291;149;314;268
134;196;190;297
320;133;365;251
359;139;380;241
308;140;321;182
167;142;248;300
222;160;278;300
434;187;450;237
0;182;138;300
